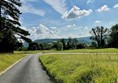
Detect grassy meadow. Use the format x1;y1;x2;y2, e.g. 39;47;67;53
40;49;118;83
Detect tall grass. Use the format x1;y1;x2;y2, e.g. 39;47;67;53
0;53;26;73
40;53;118;83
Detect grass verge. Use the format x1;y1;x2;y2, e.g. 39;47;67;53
0;53;26;73
40;53;118;83
14;50;41;54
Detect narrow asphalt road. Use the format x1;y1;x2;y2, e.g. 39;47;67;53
0;53;52;83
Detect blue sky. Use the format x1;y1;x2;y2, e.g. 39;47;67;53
20;0;118;40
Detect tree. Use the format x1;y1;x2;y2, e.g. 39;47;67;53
66;38;78;49
28;42;39;50
90;26;109;48
53;41;63;50
60;39;66;50
0;0;30;53
72;38;78;49
77;43;86;49
66;38;73;49
108;24;118;47
39;43;52;50
90;41;98;48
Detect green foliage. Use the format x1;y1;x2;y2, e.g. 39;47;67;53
0;28;17;53
0;53;26;73
28;42;53;50
108;24;118;47
53;41;63;50
62;38;78;50
90;26;109;48
40;53;118;83
77;43;87;49
39;43;52;50
60;39;66;50
0;0;30;53
28;42;39;50
90;41;98;48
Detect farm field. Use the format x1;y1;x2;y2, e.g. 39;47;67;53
40;50;118;83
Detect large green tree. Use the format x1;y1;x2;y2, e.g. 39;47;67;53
108;24;118;47
90;26;109;48
0;0;31;53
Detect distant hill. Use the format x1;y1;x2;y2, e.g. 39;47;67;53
23;37;91;47
34;37;91;44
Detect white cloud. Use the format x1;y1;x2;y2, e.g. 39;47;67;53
22;24;92;40
20;5;45;16
62;6;92;20
95;20;101;24
87;0;95;4
20;0;45;16
96;5;110;12
113;4;118;8
67;24;76;28
50;27;57;30
43;0;67;15
81;26;91;37
58;25;91;38
23;24;58;40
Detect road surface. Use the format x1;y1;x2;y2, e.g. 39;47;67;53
0;53;52;83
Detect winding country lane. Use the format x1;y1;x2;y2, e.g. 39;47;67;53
0;53;52;83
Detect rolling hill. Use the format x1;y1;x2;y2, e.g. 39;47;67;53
34;37;91;44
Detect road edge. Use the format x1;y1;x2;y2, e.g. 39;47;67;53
0;55;28;76
39;53;55;83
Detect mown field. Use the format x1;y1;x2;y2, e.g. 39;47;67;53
40;49;118;83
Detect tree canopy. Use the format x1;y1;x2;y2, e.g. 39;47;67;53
108;24;118;47
0;0;31;53
90;26;109;48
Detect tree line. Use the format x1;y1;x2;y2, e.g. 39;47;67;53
25;38;87;51
26;24;118;51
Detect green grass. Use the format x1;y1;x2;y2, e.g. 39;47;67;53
0;53;26;73
0;50;41;73
40;53;118;83
14;50;41;54
14;50;56;54
56;48;118;53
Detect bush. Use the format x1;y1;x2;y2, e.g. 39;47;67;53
77;43;87;49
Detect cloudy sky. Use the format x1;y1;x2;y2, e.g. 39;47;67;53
20;0;118;40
